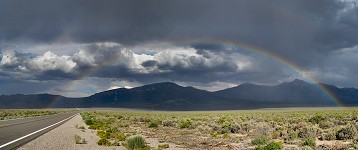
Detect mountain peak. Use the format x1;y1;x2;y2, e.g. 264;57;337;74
281;79;310;86
238;83;257;87
291;79;308;83
134;82;181;90
150;82;180;87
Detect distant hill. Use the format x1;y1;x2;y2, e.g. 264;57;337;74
0;80;357;110
72;82;260;110
214;79;358;106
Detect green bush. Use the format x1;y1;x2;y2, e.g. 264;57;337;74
162;120;176;127
84;118;93;125
117;133;126;141
264;141;283;150
287;131;298;141
298;127;317;138
97;138;111;146
309;115;325;124
353;138;358;144
210;132;218;138
74;134;86;144
158;144;169;149
251;136;268;145
254;145;265;150
223;133;229;138
336;124;358;140
97;130;109;139
127;136;146;150
319;121;335;129
255;141;283;150
230;123;241;133
302;138;316;148
321;131;336;140
148;122;159;128
301;145;313;150
179;120;192;129
220;121;232;133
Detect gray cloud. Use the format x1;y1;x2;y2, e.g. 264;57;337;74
0;0;358;96
0;43;256;82
0;1;356;56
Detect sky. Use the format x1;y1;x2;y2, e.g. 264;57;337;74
0;0;358;97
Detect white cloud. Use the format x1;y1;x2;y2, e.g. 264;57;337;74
0;50;19;66
26;51;76;73
0;42;257;84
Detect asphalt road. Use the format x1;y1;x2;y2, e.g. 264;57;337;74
0;112;78;150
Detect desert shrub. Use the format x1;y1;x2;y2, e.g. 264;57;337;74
88;124;101;129
240;122;252;132
117;133;126;141
97;130;109;139
309;115;325;124
319;121;335;129
97;138;111;146
162;120;177;127
148;122;159;128
158;144;169;149
271;131;281;139
116;114;124;119
252;122;273;136
230;123;241;133
179;120;192;129
220;121;232;133
301;145;313;150
74;135;86;144
302;138;316;148
211;124;220;132
286;131;298;141
135;117;151;122
254;145;265;150
197;125;210;133
299;127;317;139
264;141;283;150
127;136;146;150
84;118;93;125
353;138;358;144
251;136;268;145
336;124;358;140
320;131;336;140
210;132;218;138
218;116;228;124
223;133;229;138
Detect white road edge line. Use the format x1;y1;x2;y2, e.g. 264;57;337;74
0;113;78;149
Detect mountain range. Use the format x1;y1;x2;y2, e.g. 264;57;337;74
1;79;357;110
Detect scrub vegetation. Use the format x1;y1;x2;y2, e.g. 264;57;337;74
0;110;61;120
80;108;358;149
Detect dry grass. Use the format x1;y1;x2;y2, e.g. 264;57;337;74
80;108;358;149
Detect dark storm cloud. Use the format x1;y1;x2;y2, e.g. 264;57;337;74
0;77;57;95
1;0;357;56
0;0;358;95
141;60;158;68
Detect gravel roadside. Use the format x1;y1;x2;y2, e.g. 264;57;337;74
18;114;185;150
18;114;126;150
